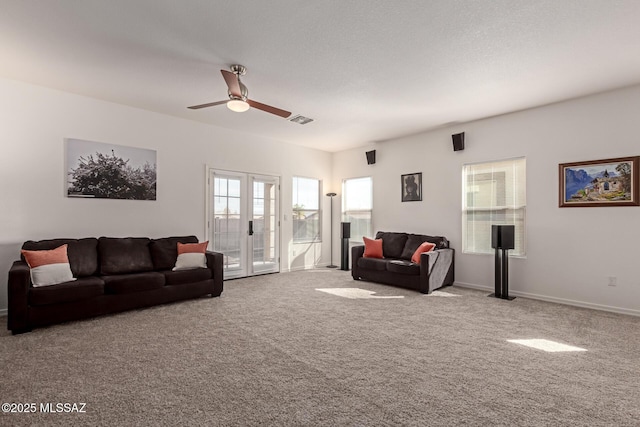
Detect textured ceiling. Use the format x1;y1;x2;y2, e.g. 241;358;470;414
2;1;640;152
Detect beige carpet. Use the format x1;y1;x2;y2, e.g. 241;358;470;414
1;269;639;426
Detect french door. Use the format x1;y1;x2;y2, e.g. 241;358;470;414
208;169;280;279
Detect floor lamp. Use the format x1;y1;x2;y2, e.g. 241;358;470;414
326;192;338;268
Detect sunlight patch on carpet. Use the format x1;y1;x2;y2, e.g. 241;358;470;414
507;339;587;352
316;288;404;299
428;290;461;297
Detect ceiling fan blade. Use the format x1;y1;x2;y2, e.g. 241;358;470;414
221;70;242;98
187;100;228;109
247;99;291;118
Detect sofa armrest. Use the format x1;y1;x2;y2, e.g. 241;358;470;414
205;251;224;296
419;248;455;294
8;261;32;334
351;245;365;280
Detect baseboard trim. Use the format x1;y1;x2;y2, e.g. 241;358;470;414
454;281;640;317
0;308;7;317
281;263;340;273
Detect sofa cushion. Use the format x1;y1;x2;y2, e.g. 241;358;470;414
99;237;154;275
21;244;76;287
103;272;165;294
357;257;388;271
22;238;99;277
375;232;408;259
162;268;212;286
386;260;420;275
400;234;449;259
29;277;105;306
149;236;199;270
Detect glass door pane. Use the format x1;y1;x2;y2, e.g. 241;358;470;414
250;175;279;275
212;172;247;279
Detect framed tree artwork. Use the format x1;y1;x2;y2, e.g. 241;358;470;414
66;138;157;200
559;156;639;207
401;172;422;202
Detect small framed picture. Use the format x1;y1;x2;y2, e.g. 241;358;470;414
559;156;639;207
401;173;422;202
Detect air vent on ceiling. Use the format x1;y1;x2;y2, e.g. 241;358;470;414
289;115;314;125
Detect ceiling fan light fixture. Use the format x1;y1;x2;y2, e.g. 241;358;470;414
227;99;250;112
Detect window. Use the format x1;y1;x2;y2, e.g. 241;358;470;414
462;158;526;256
342;177;373;242
292;177;320;242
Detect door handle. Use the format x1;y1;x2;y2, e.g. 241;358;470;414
248;220;254;236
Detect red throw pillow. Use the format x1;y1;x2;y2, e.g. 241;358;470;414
363;237;384;259
177;241;208;255
411;242;436;264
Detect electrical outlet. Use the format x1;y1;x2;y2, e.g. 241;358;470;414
607;276;617;287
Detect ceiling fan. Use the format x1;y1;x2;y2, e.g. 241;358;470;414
188;64;291;118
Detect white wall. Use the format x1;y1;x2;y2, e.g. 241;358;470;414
333;85;640;315
0;78;332;312
3;78;639;316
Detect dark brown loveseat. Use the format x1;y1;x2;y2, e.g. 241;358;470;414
351;231;454;294
8;236;223;334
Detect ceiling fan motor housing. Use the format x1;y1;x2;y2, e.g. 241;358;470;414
230;64;246;76
229;81;248;101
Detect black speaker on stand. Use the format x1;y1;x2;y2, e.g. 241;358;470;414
340;222;351;270
489;225;516;300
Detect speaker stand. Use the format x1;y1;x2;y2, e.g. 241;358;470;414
340;237;349;270
488;248;515;300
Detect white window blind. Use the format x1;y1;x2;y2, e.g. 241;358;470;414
292;177;320;242
462;158;526;256
342;177;373;243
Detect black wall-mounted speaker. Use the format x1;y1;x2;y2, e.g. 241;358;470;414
366;150;376;165
452;132;465;151
491;225;515;250
341;222;351;239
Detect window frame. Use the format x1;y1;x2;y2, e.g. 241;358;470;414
292;176;322;243
342;176;373;244
462;157;526;257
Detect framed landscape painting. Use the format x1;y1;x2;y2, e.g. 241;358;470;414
559;156;639;207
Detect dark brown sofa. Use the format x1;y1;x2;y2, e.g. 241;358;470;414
8;236;223;334
351;231;454;294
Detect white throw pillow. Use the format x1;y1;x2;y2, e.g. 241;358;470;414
30;263;76;287
173;252;207;271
